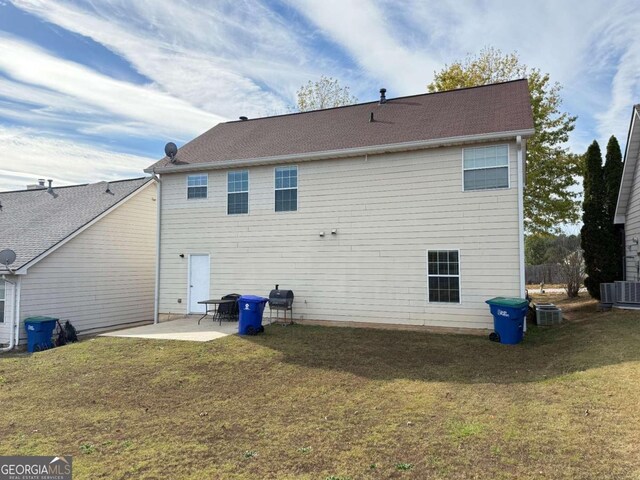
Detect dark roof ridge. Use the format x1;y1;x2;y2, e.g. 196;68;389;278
228;78;530;123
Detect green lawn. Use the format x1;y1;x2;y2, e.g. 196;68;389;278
1;298;639;479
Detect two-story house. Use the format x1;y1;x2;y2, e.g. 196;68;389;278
145;80;534;333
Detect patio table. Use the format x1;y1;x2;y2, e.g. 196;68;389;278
197;299;236;325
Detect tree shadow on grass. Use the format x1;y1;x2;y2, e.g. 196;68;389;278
241;311;640;384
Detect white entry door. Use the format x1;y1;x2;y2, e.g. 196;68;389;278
188;254;210;313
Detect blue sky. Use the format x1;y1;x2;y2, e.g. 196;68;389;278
0;0;639;192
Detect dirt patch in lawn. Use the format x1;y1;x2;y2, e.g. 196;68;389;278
0;302;639;479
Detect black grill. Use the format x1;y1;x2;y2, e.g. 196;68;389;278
268;285;294;324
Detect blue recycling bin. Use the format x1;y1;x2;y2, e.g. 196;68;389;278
24;316;58;352
485;297;529;345
238;295;268;335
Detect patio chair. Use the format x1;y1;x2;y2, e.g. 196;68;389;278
217;293;241;322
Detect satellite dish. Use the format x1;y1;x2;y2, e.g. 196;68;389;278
0;249;16;268
164;142;178;163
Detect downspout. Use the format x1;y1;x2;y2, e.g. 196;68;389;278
14;276;21;346
516;136;526;332
152;173;161;324
0;275;17;352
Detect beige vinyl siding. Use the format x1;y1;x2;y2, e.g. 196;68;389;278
16;183;157;341
0;277;16;345
158;143;520;330
624;150;640;280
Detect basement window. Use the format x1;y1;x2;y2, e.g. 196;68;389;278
0;280;5;323
227;170;249;215
187;174;208;199
463;145;509;190
275;166;297;212
427;250;460;303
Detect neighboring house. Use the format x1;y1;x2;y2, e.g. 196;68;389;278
0;177;157;349
146;80;534;333
615;104;640;281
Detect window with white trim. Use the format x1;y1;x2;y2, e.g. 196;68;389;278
0;280;5;323
227;170;249;215
275;166;297;212
187;174;208;199
463;145;509;191
427;250;460;303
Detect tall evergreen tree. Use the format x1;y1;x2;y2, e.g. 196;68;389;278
581;141;616;298
603;135;624;280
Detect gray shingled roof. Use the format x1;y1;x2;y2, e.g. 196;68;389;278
147;79;534;171
0;177;153;273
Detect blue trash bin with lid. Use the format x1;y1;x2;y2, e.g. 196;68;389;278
24;316;58;352
485;297;529;345
238;295;268;335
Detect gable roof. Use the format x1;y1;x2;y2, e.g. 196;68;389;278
615;104;640;224
146;79;534;173
0;177;154;273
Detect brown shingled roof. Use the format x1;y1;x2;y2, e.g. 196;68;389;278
146;79;533;171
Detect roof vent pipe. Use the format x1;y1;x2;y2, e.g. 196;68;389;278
369;112;374;122
239;116;248;121
47;179;54;194
379;88;387;104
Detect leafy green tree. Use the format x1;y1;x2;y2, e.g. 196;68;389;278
427;47;579;235
581;141;616;298
525;234;553;265
603;135;624;280
296;76;358;112
526;233;581;265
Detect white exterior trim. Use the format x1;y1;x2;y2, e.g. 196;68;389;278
226;169;250;216
426;248;462;306
461;144;511;192
187;253;210;314
186;173;209;200
14;276;21;346
274;165;299;213
615;107;640;224
11;179;155;275
516;136;526;334
153;174;162;324
146;129;536;174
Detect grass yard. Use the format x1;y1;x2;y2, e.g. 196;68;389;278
1;297;639;479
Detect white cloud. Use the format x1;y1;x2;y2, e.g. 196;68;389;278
0;125;153;191
0;33;222;140
5;0;640;160
10;0;321;118
286;0;441;95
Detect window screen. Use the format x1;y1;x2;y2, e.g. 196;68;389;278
275;166;297;212
463;145;509;190
187;174;208;199
227;171;249;214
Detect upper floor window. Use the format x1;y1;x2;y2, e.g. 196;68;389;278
275;166;297;212
463;145;509;191
187;174;208;199
228;171;249;215
0;280;5;323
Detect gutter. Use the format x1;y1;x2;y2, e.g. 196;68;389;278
145;129;536;174
516;135;526;332
152;173;161;324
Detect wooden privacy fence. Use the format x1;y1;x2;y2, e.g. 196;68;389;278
525;264;563;284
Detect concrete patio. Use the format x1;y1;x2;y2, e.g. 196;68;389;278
100;316;238;342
